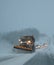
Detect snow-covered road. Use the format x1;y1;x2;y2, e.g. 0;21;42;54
0;36;54;65
0;40;37;65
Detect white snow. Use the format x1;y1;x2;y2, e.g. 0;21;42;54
0;40;36;65
0;36;54;65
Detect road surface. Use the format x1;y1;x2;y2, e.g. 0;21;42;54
24;51;54;65
0;37;54;65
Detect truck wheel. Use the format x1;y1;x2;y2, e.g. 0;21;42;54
30;45;35;53
32;45;35;52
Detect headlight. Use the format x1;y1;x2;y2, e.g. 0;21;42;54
20;41;23;43
18;39;21;41
38;46;41;48
27;40;31;44
28;41;31;43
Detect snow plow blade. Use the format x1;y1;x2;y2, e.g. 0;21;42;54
14;45;32;51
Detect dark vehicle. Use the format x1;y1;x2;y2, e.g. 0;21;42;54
14;36;35;51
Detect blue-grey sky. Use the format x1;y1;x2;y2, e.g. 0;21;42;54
0;0;54;35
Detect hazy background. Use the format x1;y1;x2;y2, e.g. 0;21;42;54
0;0;54;36
0;1;54;65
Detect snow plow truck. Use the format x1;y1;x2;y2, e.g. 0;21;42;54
14;36;35;51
